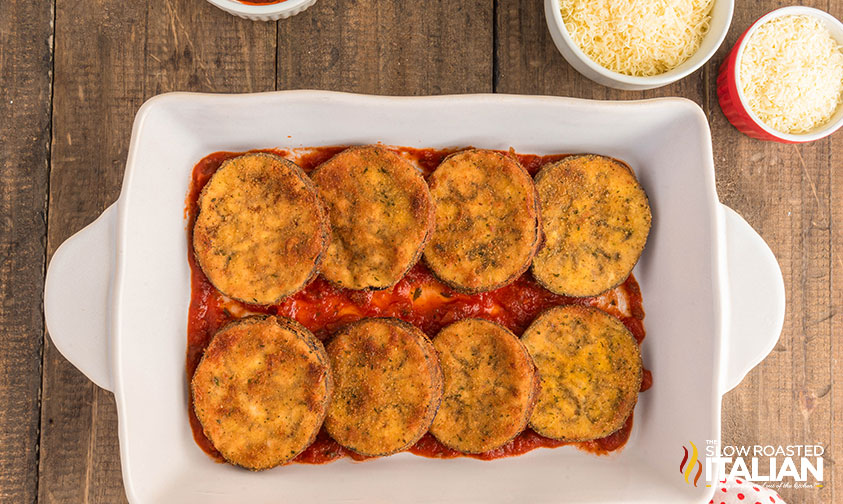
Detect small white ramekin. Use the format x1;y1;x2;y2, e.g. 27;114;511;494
544;0;734;90
717;6;843;143
205;0;316;21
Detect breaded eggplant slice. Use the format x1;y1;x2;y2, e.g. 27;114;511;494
532;154;651;297
430;319;540;453
191;315;333;470
521;305;642;442
325;318;443;457
424;149;541;293
193;152;329;305
311;146;435;290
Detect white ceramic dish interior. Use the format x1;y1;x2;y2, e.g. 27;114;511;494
732;6;843;142
44;91;785;504
544;0;734;91
205;0;316;21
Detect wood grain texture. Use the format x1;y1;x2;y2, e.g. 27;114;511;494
830;93;843;504
40;1;146;501
145;0;276;95
0;0;54;502
709;3;841;504
830;1;843;486
8;0;840;502
276;0;493;94
39;1;274;503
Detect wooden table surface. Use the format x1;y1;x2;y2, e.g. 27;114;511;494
2;0;842;502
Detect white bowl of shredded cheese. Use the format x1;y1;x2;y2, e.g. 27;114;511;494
718;6;843;142
544;0;734;90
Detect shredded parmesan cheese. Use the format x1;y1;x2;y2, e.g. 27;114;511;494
740;15;843;134
560;0;714;76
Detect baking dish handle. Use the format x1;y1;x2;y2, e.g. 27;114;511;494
44;204;116;392
720;204;785;394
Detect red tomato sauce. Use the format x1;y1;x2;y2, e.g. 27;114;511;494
186;146;650;464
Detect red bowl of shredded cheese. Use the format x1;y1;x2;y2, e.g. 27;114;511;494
717;6;843;143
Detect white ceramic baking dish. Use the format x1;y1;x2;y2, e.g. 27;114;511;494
44;91;785;504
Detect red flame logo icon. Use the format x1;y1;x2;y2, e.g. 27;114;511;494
680;441;703;487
